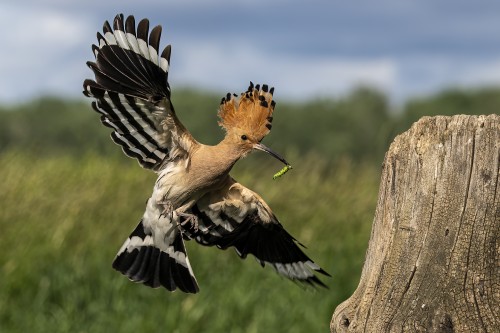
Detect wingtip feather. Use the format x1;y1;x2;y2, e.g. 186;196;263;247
113;13;125;31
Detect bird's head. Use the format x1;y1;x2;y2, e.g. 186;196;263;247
218;82;289;166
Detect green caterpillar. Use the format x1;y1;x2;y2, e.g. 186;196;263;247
273;165;292;180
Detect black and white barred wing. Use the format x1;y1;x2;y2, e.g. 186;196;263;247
83;14;197;171
188;178;330;288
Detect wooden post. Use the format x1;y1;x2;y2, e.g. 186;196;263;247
331;115;499;332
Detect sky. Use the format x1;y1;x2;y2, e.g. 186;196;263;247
2;0;500;104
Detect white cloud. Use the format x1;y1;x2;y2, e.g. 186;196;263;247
169;39;397;99
1;2;500;104
456;60;500;86
386;56;500;102
0;4;92;102
272;58;396;99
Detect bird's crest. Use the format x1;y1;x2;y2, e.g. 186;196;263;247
218;82;276;141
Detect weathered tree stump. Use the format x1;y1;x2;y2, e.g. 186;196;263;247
331;115;499;332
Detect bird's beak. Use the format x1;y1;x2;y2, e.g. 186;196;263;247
253;142;290;166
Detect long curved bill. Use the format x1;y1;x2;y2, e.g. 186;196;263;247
253;143;290;166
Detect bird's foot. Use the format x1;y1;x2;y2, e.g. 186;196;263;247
177;212;199;233
158;200;174;220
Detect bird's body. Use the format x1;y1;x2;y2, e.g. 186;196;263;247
153;144;233;211
83;14;329;293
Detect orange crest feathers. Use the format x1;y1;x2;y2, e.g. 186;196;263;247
218;82;276;141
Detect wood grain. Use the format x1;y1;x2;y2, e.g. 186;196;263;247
331;115;499;332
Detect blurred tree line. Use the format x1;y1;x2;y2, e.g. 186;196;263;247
0;87;497;164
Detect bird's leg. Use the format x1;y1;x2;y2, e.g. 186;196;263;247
158;198;174;220
172;200;200;233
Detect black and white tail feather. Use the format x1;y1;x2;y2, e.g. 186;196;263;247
83;14;329;294
112;219;199;293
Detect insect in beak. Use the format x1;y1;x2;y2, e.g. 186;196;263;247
253;143;293;179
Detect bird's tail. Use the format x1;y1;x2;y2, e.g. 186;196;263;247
112;220;199;293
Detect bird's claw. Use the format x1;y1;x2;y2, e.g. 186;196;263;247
177;212;199;233
158;200;174;219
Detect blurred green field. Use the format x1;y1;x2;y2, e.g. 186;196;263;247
0;151;379;333
1;86;496;332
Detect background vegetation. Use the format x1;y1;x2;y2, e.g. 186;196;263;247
0;87;497;332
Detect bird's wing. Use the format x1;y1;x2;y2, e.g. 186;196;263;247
83;14;197;171
185;177;330;288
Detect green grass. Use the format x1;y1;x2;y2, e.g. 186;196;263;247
0;151;379;332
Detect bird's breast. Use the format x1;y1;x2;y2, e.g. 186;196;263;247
152;155;233;208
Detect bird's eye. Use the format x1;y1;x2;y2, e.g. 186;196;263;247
241;135;248;140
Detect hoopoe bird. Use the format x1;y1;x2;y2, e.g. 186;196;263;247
83;14;329;293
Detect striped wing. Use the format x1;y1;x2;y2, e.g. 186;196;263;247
83;14;196;171
185;177;330;288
